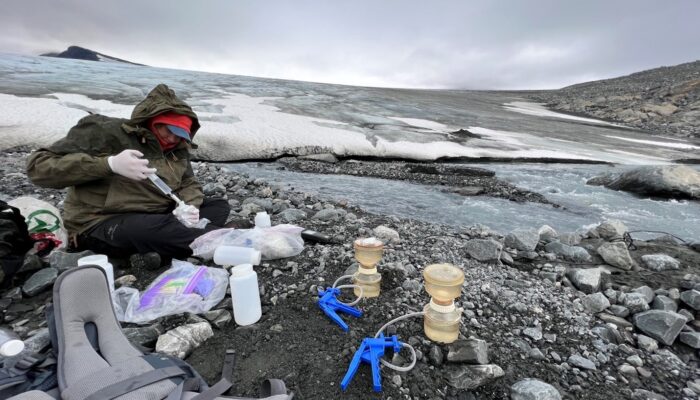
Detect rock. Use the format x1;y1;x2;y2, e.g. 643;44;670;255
202;182;226;196
608;304;630;318
583;293;610;313
115;275;137;288
428;345;443;366
679;290;700;310
633;286;655;303
391;374;402;387
602;166;700;200
651;295;677;312
22;268;58;296
544;242;592;263
622;293;650;314
505;229;539;251
523;327;542;341
636;335;658;352
595;220;628;240
445;364;504;390
537;225;559;243
566;268;605;294
679;332;700;348
203;309;233;329
18;254;44;274
631;389;668;400
311;209;344;221
597;313;633;329
632;310;687;345
446;339;489;364
641;254;680;271
277;209;307;223
597;242;635;270
558;232;582;246
24;328;50;353
401;279;422;292
122;324;163;347
618;363;638;377
48;250;94;272
567;354;596;370
155;322;214;359
270;324;283;333
510;378;562;400
464;239;502;262
372;225;400;244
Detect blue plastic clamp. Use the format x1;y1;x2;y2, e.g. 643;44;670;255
340;333;402;392
317;287;362;331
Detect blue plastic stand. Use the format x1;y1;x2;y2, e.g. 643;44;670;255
340;333;402;392
317;287;363;331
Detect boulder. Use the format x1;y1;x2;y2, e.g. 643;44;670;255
510;378;561;400
544;242;592;263
122;324;163;347
464;239;502;262
537;225;559;243
48;250;95;272
651;295;678;312
277;208;307;223
597;166;700;200
567;354;596;370
679;332;700;348
566;268;606;294
311;209;345;221
22;268;58;296
445;364;504;390
622;293;650;314
595;220;628;240
641;254;680;271
558;232;582;246
597;242;635;270
633;286;655;303
372;225;400;244
582;293;610;313
679;290;700;310
632;310;687;345
504;229;539;251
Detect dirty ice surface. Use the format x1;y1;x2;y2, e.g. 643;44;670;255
1;53;698;164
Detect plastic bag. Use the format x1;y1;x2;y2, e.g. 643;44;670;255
8;196;68;251
190;225;304;261
112;260;228;324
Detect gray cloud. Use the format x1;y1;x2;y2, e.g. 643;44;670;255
1;0;698;89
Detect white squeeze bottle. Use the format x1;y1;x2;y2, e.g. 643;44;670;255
229;264;262;326
77;254;115;292
0;327;24;357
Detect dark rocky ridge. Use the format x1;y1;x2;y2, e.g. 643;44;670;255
40;45;144;66
531;60;700;139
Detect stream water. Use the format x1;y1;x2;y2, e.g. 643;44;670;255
226;162;700;241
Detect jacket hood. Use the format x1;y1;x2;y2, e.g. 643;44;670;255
129;84;201;137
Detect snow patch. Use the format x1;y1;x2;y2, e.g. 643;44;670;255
504;101;624;127
605;135;700;150
388;117;449;131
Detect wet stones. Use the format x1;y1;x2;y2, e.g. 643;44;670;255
544;241;592;263
596;242;635;270
537;225;559;243
632;310;687;345
595;220;628;240
505;229;539;252
641;254;680;271
464;239;503;262
22;268;58;296
510;378;562;400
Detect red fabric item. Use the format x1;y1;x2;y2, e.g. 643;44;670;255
148;112;193;151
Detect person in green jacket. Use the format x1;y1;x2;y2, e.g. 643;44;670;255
27;84;231;265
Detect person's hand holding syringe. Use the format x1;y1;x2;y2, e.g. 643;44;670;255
146;173;208;228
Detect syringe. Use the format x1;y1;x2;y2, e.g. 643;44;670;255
147;173;185;206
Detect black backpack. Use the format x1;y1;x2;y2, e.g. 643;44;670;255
0;199;33;287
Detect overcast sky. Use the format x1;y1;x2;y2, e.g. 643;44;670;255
2;1;699;90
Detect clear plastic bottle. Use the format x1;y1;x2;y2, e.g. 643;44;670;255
353;268;382;298
422;263;465;343
213;245;261;266
0;327;25;357
229;264;262;326
352;238;384;298
254;212;271;228
423;300;462;343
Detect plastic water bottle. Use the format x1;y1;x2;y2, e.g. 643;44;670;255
77;254;115;292
213;245;261;266
229;264;262;326
254;212;271;228
0;327;25;357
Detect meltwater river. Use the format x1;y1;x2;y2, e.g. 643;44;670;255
226;162;700;242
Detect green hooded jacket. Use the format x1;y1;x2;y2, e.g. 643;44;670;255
27;84;204;236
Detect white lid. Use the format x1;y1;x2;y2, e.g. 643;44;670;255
355;237;383;247
230;264;254;277
77;254;109;267
0;339;25;357
251;249;262;265
254;212;271;228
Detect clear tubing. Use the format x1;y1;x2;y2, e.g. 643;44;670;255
373;311;425;372
332;275;363;306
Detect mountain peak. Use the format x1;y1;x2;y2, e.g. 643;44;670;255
40;46;144;66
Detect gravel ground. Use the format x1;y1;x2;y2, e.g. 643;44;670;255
1;149;699;400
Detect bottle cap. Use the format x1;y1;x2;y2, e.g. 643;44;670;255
77;254;109;268
230;264;254;278
0;339;24;357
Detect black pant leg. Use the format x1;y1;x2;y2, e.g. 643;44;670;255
199;197;230;227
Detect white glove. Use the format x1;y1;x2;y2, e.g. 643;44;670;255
173;203;200;227
107;150;157;181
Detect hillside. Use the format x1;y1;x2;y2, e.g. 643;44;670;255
532;60;700;139
40;45;144;66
